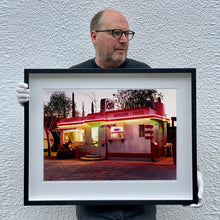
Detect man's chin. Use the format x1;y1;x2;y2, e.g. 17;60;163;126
113;54;126;64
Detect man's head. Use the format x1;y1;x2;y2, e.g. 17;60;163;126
90;10;134;68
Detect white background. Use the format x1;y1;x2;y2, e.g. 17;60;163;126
1;0;219;219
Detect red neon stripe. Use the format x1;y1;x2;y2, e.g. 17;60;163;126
145;136;153;139
144;125;154;128
144;131;153;134
57;115;168;128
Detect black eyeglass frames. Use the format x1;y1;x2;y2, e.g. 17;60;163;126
95;29;135;41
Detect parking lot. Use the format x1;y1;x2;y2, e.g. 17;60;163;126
44;157;176;181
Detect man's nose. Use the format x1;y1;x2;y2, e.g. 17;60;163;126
119;33;129;42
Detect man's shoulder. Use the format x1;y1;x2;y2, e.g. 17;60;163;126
69;59;98;69
120;59;151;68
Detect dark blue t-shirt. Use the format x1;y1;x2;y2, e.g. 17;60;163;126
70;58;150;69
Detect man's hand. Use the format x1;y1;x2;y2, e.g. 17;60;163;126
16;82;30;105
190;170;204;208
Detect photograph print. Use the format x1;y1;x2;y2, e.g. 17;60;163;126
43;88;177;181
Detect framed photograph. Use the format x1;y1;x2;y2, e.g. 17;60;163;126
24;68;197;205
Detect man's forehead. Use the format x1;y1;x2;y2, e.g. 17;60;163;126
101;10;129;29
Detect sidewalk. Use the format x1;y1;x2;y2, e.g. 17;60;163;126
152;156;174;165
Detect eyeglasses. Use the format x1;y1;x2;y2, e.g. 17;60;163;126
95;29;135;41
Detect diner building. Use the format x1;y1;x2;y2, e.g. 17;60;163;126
56;98;170;161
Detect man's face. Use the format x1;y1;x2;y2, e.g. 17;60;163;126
91;11;130;68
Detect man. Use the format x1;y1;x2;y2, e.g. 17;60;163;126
70;9;150;69
17;9;203;220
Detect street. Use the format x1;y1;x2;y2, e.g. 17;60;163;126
44;157;176;181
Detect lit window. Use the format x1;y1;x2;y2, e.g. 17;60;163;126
110;127;124;139
63;130;85;142
91;127;99;147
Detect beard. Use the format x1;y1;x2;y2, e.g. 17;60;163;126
103;49;127;68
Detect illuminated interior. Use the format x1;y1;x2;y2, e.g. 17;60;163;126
63;129;85;142
110;126;124;139
91;127;99;147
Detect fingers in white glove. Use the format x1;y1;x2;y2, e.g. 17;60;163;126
197;171;204;200
17;82;29;89
190;171;204;208
190;199;203;208
16;82;30;104
16;93;30;104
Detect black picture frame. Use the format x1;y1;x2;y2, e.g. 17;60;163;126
24;68;197;205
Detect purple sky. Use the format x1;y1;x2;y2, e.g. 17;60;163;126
43;89;176;119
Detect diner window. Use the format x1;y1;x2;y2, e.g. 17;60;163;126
91;127;99;147
110;126;124;139
63;129;85;142
139;124;145;137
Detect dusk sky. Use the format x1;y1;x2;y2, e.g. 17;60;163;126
43;89;176;120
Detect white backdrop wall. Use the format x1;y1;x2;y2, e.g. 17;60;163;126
1;0;219;219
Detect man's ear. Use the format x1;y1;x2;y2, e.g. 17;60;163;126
91;31;97;45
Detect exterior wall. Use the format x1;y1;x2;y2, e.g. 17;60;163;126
107;119;152;155
57;117;167;158
59;118;167;159
57;104;169;159
2;1;219;220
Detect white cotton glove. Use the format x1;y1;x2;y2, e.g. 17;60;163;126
190;171;204;208
16;82;30;105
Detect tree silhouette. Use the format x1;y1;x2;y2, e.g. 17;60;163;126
82;102;85;117
72;92;75;117
113;89;163;110
91;101;94;113
45;91;72;118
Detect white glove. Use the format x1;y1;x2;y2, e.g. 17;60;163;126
190;171;204;208
16;82;30;105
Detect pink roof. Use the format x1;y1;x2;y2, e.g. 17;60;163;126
57;104;169;127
